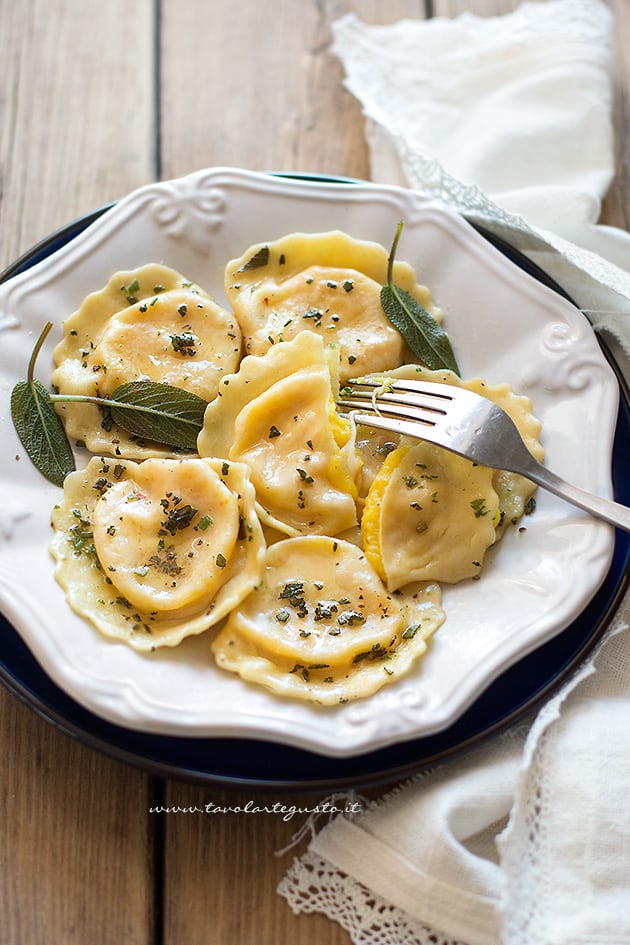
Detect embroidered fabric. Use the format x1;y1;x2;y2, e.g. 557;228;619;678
279;849;468;945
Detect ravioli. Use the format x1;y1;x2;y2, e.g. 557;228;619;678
52;264;241;459
224;231;440;380
50;456;265;650
362;441;500;589
197;331;362;537
211;536;444;704
355;365;543;534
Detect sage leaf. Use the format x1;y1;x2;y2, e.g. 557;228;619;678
380;284;460;375
11;379;76;487
236;245;269;272
107;381;208;450
381;222;460;376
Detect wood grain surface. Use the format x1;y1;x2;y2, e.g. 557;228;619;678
0;1;627;943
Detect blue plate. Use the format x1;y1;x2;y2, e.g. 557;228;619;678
1;197;628;790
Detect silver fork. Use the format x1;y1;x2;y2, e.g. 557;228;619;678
337;377;630;532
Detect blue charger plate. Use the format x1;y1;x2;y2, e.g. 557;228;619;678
1;196;629;790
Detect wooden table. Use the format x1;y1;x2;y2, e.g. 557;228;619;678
1;2;628;943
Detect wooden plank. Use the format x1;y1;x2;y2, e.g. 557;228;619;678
0;0;155;272
160;783;368;945
159;0;426;182
0;697;156;945
0;2;156;943
601;0;630;230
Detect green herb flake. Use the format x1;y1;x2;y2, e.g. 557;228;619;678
470;498;489;518
237;246;269;272
169;332;197;357
162;503;198;535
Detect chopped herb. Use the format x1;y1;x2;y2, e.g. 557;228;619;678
237;246;269;272
216;553;227;568
162;502;197;535
471;497;489;518
524;496;537;516
314;601;339;621
195;514;214;531
169;332;197;357
268;425;282;438
337;610;365;627
148;545;181;576
278;581;308;617
352;643;389;663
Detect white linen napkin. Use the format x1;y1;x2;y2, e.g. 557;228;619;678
278;3;630;943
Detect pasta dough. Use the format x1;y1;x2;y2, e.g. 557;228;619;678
224;230;440;380
51;455;265;650
198;331;362;537
357;365;543;537
362;441;500;589
52;263;241;459
211;536;444;704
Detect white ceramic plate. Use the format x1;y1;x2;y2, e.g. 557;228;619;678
0;168;618;756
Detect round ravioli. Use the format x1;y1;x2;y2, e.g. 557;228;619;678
52;264;241;458
224;231;440;380
361;441;500;589
211;536;444;704
50;456;265;650
198;331;361;537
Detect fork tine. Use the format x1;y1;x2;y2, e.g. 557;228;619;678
337;378;454;426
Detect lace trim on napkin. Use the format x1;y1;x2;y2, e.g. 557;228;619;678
377;137;630;361
279;849;470;945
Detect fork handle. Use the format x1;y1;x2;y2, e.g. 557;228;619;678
522;457;630;533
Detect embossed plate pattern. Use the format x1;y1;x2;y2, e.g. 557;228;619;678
0;168;619;756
